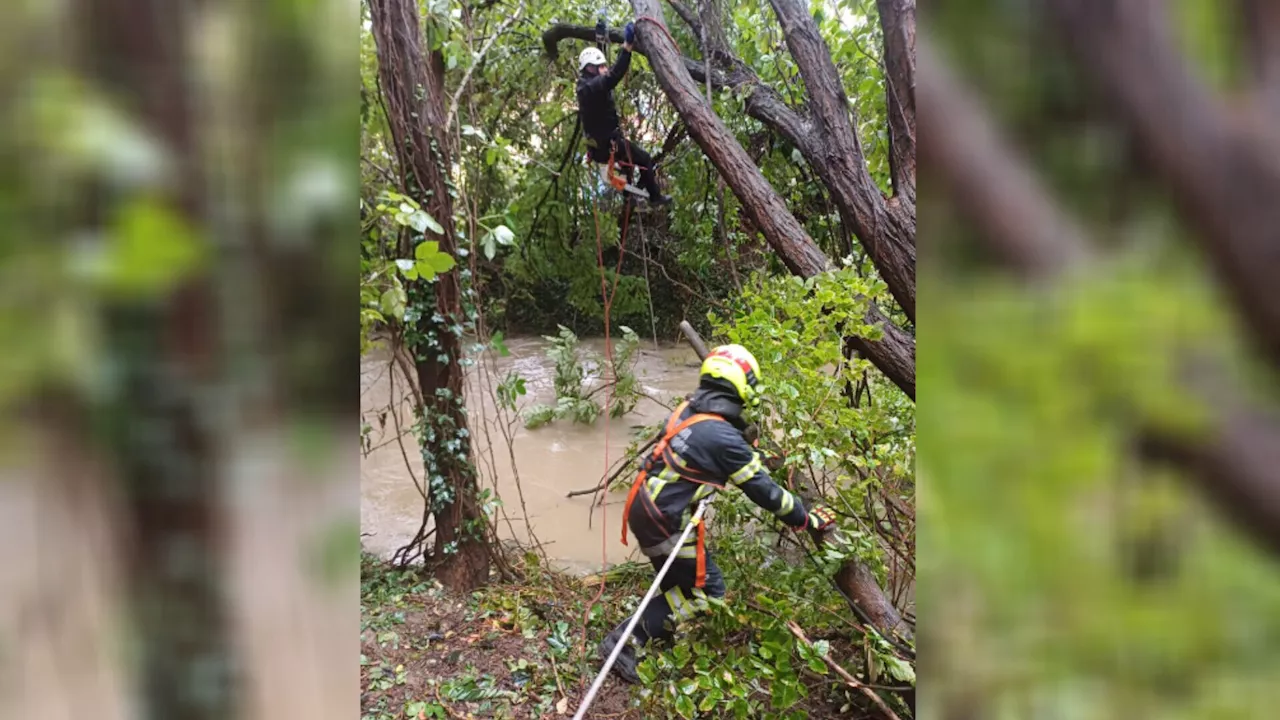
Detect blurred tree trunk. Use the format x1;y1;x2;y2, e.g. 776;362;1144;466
369;0;489;591
77;0;238;717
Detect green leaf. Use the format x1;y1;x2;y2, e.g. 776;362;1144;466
698;689;723;712
415;241;441;260
413;262;437;282
674;694;695;718
380;286;406;320
420;212;444;234
491;224;515;245
678;678;698;695
884;656;916;684
92;196;208;297
430;253;455;273
491;330;509;357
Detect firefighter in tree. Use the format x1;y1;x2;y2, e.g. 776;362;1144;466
577;19;673;206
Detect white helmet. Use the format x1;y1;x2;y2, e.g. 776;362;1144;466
578;47;607;72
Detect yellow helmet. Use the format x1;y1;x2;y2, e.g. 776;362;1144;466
700;344;762;405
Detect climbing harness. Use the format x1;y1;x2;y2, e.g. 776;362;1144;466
571;500;708;720
621;400;721;587
585;135;651;201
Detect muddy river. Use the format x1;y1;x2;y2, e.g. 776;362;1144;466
360;335;704;574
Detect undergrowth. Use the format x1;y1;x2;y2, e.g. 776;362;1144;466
362;522;911;719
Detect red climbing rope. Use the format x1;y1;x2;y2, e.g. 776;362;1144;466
576;16;657;670
634;15;680;50
579;158;637;669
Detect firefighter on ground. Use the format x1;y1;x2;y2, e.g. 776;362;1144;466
576;21;673;206
599;344;838;683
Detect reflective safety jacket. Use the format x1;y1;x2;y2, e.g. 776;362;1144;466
622;388;809;587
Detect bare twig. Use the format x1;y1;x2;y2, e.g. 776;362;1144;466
446;5;524;133
786;620;903;720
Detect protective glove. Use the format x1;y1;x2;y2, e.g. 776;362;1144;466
624;21;636;46
804;505;837;533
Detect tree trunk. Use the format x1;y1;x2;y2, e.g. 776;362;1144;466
766;0;916;323
626;0;916;399
78;0;237;716
369;0;489;592
877;0;917;206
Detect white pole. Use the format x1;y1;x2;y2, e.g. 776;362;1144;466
571;500;708;720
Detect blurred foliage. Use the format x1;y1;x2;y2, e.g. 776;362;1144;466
921;1;1280;718
3;0;356;718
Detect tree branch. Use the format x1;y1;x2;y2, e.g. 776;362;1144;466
665;0;703;43
787;621;904;720
541;23;627;60
876;0;917;204
1043;0;1280;374
446;5;523;133
768;0;916;322
916;37;1093;275
1238;0;1280;117
919;30;1280;558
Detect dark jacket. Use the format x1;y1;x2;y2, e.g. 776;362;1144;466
627;380;810;555
576;49;631;146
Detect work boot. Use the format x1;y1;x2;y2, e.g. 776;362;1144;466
648;192;673;207
598;625;641;684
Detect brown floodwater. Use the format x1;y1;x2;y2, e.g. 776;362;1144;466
360;335;703;574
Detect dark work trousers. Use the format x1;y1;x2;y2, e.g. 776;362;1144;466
589;136;661;199
631;552;727;645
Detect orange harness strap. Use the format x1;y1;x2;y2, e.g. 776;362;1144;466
621;402;719;547
605;148;627;191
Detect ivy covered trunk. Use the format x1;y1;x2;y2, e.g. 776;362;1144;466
80;0;238;716
369;0;489;591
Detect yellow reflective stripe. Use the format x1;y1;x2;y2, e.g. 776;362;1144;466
645;477;668;502
676;545;698;559
773;490;796;517
693;484;717;501
687;588;709;613
646;465;682;501
665;587;691;620
730;453;763;485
